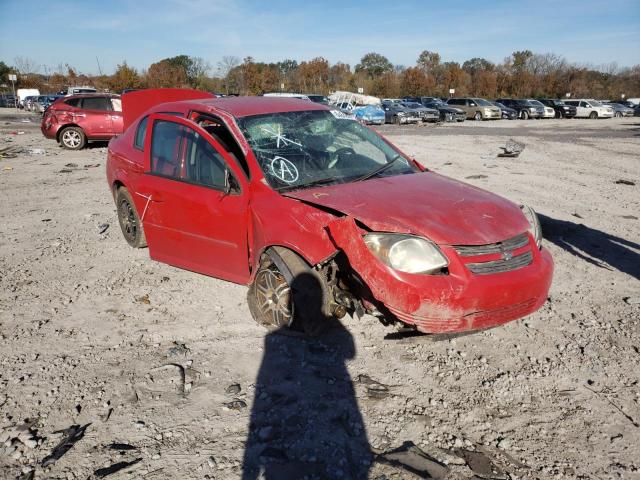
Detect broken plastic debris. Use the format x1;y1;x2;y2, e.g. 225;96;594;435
94;458;142;478
41;423;91;467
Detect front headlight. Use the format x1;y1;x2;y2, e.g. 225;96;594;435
363;233;448;274
520;205;542;249
529;107;537;112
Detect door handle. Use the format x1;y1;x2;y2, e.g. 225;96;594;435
73;113;86;118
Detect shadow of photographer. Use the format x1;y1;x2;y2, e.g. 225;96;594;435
242;272;372;479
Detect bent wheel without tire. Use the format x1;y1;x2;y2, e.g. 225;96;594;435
248;248;333;336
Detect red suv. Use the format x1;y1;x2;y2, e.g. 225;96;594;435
41;94;123;149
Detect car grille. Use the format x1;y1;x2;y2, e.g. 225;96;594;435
466;251;533;275
453;233;532;275
453;233;529;257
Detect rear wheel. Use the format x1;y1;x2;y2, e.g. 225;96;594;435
589;111;598;119
474;111;482;121
59;127;86;150
520;110;530;120
116;187;146;248
248;248;333;336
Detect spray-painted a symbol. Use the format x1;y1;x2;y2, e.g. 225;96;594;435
260;125;302;148
270;156;299;183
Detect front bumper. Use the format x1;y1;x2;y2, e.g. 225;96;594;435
328;217;553;334
421;112;440;122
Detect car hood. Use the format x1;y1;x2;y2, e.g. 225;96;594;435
283;171;529;245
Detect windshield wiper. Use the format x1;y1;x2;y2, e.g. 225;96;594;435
275;176;339;192
355;154;403;182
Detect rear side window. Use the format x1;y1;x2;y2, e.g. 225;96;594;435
82;97;111;111
134;116;148;150
64;98;81;107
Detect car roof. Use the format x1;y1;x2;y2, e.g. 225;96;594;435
177;96;328;118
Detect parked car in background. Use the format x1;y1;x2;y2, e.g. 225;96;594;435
381;101;421;124
399;101;439;123
65;86;98;96
635;104;640;116
537;99;577;118
490;101;518;120
496;99;544;119
107;91;553;335
564;99;613;119
352;105;385;125
408;97;466;122
33;95;62;113
41;94;123;149
23;96;38;111
0;93;17;108
603;102;634;117
446;97;501;120
527;99;555;119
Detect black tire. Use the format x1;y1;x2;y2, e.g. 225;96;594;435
520;110;530;120
555;110;563;119
116;187;146;248
248;248;333;337
614;112;622;118
393;115;400;125
59;127;86;150
589;111;598;119
474;111;482;121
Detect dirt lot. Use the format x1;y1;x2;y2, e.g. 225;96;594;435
1;110;639;479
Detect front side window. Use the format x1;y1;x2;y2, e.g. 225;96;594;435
150;120;229;190
237;110;418;192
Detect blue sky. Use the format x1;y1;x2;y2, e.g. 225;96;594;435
1;0;639;75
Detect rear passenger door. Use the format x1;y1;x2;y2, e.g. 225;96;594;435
136;114;250;284
80;96;114;137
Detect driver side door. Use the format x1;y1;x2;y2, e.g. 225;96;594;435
137;114;250;284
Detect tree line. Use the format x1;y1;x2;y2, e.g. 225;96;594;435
2;50;639;99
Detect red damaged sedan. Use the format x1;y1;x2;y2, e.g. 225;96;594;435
106;89;553;335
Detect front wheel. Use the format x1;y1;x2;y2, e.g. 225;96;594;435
474;111;482;121
520;110;530;120
614;112;622;118
589;111;598;119
555;110;563;119
59;127;86;150
248;248;333;336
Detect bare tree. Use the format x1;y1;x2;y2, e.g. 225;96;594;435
13;56;39;74
217;56;240;78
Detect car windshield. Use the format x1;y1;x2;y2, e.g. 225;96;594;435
404;102;422;108
474;98;493;106
529;100;544;106
590;100;604;107
237;110;418;192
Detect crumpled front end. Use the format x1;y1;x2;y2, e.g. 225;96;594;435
327;217;553;334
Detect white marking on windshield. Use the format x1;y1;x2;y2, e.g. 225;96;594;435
260;125;302;148
270;156;299;183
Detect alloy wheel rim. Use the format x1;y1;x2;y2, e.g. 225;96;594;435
255;267;292;328
119;199;137;240
63;130;81;147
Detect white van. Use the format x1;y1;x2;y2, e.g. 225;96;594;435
564;99;613;119
16;88;40;107
626;98;640;106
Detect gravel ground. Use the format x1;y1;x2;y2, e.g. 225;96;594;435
0;110;638;479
